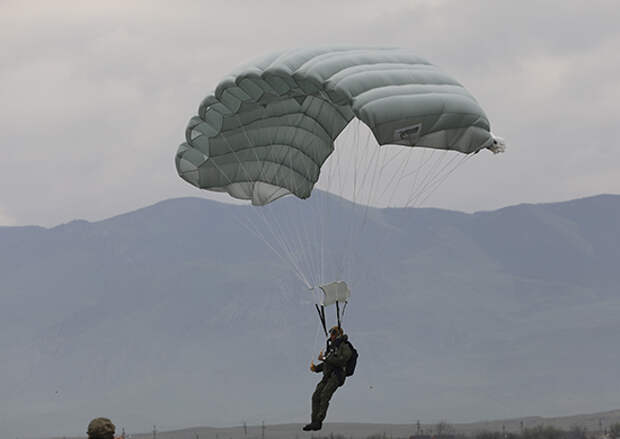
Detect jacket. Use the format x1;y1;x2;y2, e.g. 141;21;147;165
313;334;353;384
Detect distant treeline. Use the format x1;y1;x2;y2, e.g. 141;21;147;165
472;423;620;439
308;422;620;439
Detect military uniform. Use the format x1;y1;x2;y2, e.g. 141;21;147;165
310;333;353;427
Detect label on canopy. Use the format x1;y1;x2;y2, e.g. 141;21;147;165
393;122;422;145
319;281;351;306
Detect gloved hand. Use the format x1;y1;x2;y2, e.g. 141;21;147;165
318;351;325;362
310;362;317;372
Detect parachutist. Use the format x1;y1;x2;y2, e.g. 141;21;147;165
303;326;357;431
170;47;503;433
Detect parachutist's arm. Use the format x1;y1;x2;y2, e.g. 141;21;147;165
313;362;324;373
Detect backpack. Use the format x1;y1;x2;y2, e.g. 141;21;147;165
344;341;358;377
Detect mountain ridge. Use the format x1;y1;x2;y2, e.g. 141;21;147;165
2;192;620;438
6;192;618;231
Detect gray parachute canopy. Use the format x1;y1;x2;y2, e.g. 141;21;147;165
176;47;502;205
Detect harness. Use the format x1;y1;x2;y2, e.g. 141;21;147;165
323;338;347;386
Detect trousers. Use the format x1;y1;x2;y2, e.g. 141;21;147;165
311;374;341;423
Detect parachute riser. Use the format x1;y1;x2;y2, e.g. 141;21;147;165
314;300;347;337
315;304;328;338
313;298;348;338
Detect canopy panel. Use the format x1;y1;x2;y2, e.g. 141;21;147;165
176;47;500;205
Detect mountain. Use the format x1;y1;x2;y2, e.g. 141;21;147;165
1;193;619;438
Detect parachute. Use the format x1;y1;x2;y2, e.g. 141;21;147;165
175;47;504;207
174;47;505;333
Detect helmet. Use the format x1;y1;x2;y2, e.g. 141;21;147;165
87;417;115;439
329;326;343;337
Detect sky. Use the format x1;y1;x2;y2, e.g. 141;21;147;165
1;0;619;228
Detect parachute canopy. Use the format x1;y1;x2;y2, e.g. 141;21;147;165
176;47;502;205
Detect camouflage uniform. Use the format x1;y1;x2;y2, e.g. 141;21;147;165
310;334;353;425
87;417;115;439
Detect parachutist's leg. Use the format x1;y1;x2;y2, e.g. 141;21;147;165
315;375;340;424
311;379;326;423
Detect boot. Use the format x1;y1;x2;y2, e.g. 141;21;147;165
302;422;322;431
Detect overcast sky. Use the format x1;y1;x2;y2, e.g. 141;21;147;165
1;0;619;227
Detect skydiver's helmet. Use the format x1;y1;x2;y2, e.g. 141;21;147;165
329;326;344;337
87;417;115;439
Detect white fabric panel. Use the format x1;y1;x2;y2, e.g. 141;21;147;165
320;281;351;306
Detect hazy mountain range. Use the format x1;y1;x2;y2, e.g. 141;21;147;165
2;192;619;438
